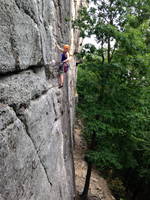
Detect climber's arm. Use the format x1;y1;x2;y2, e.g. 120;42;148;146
56;43;63;52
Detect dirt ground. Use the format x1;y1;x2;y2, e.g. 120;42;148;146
73;121;115;200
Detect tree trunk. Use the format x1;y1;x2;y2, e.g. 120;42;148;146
101;37;105;64
108;37;111;63
80;161;92;200
80;131;96;200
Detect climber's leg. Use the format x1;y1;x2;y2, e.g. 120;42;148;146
59;73;64;88
58;63;64;88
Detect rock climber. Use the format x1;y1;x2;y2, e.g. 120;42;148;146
56;43;70;88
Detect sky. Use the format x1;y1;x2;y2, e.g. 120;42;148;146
83;36;100;48
82;1;100;48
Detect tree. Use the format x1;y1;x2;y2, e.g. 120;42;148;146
80;130;96;200
74;0;150;199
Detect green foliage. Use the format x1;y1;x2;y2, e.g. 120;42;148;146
109;178;126;199
77;57;150;174
75;0;150;199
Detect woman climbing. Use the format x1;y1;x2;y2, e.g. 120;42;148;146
56;43;70;88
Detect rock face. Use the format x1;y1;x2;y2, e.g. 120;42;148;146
0;0;83;199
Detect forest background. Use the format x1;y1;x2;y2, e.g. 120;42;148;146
73;0;150;199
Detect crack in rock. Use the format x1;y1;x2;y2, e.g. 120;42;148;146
14;0;38;25
12;107;53;189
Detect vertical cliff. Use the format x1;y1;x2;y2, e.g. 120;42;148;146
0;0;83;199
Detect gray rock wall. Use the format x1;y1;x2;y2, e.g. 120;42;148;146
0;0;83;199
